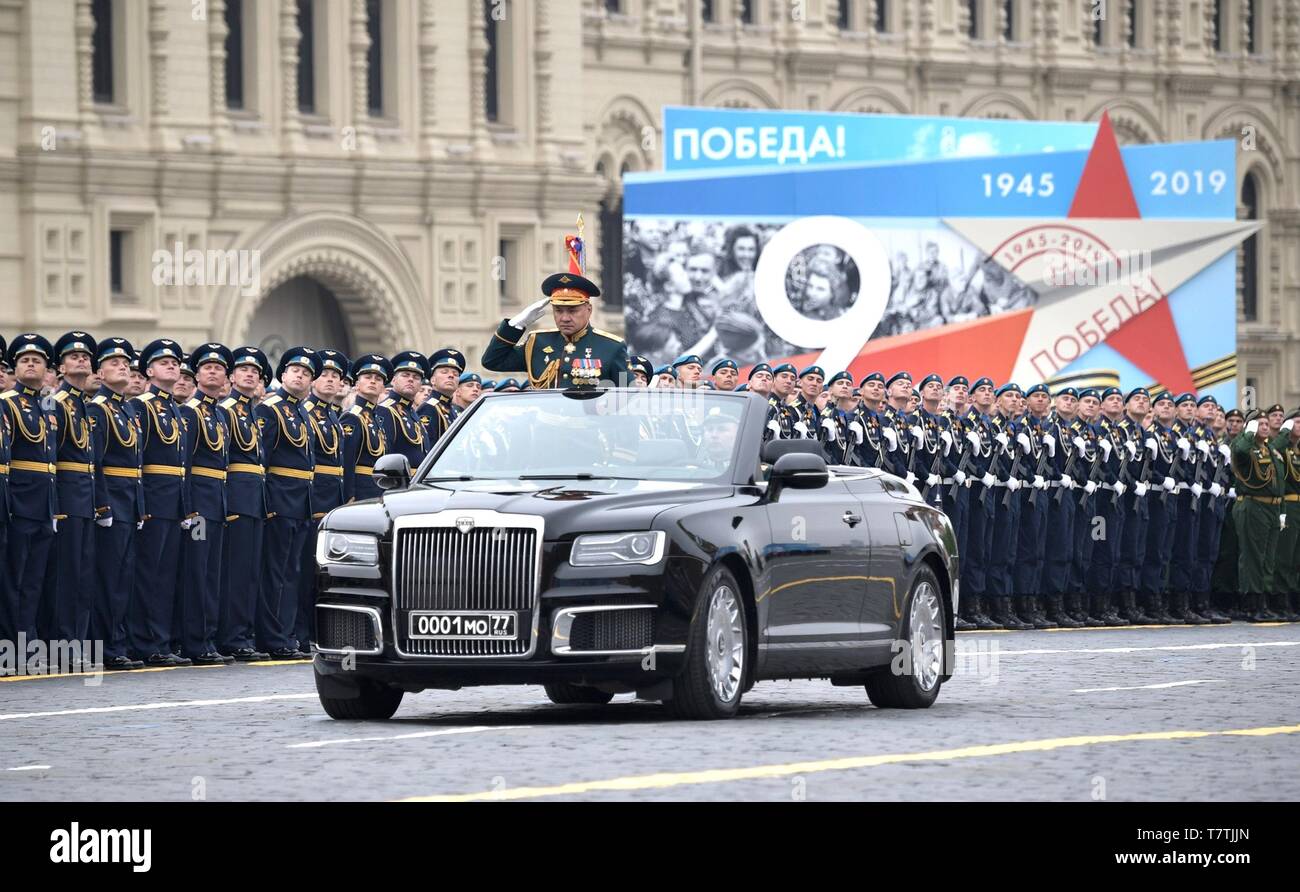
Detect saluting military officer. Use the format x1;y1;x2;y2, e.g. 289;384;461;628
482;272;630;388
215;346;271;662
176;343;234;665
1269;410;1300;621
341;353;390;504
47;332;102;657
256;347;318;660
129;339;192;667
417;348;465;444
87;338;145;670
1232;408;1285;622
296;348;349;653
1;334;59;668
377;351;430;468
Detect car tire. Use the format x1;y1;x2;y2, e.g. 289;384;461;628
669;565;748;720
543;682;615;705
864;566;947;710
315;667;404;720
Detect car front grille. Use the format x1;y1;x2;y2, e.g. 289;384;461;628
569;608;655;653
393;522;539;657
316;606;380;655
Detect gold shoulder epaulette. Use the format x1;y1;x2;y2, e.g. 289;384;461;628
347;404;364;417
185;397;201;409
378;398;396;408
218;397;237;409
90;394;107;405
53;390;69;403
302;399;315;411
263;394;283;406
593;328;626;343
0;389;15;400
135;392;155;403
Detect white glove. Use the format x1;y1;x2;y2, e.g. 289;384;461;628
1124;440;1138;460
1218;443;1231;461
954;469;967;485
96;516;113;528
1285;418;1296;433
849;421;864;444
904;472;916;487
1007;478;1022;492
1042;433;1056;457
1060;474;1075;489
1084;480;1097;495
766;419;781;437
966;430;980;449
910;425;925;444
793;421;809;437
1032;475;1046;490
52;518;59;533
1246;419;1259;435
1161;476;1176;492
1210;482;1223;497
180;517;195;530
940;430;953;454
995;431;1009;448
1191;483;1204;498
1135;481;1149;497
822;418;838;438
1177;437;1191;459
926;473;941;487
981;472;996;488
136;520;145;530
1099;438;1113;460
883;427;898;450
1228;487;1237;499
1114;481;1127;497
1016;431;1031;453
1282;513;1288;531
1072;436;1086;453
1145;437;1158;457
508;297;550;329
1196;440;1211;458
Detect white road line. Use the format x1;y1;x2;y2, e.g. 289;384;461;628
287;725;531;749
0;693;316;721
954;640;1300;658
5;765;51;771
1073;679;1223;693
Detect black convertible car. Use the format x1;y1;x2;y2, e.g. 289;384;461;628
312;387;958;720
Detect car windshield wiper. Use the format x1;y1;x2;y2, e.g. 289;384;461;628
517;473;618;481
422;474;480;482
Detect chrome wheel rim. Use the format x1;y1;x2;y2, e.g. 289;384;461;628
705;584;744;704
909;582;944;692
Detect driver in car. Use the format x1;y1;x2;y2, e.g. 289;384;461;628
694;409;739;471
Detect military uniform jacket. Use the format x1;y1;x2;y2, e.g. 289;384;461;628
916;408;948;484
942;408;968;480
257;390;314;521
0;397;10;523
854;405;892;470
416;393;453;447
1269;430;1300;497
763;396;794;442
883;405;918;479
179;393;228;521
1095;415;1126;491
818;404;856;466
1067;416;1102;491
51;382;102;520
1232;429;1284;498
1;385;57;522
302;395;345;519
1115;417;1152;489
341;396;387;503
219;391;266;519
962;408;993;479
789;394;819;439
377;390;427;467
132;385;188;521
1146;423;1177;484
483;320;631;389
88;387;144;524
988;414;1022;485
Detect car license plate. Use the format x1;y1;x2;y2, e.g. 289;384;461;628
407;611;517;640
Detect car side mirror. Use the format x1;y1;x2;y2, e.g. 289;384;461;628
373;453;411;491
769;452;829;495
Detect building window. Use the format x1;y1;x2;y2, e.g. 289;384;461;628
366;0;383;116
1240;173;1259;322
109;229;125;295
604;0;622;12
1244;0;1256;53
91;0;114;104
1092;9;1103;45
1126;0;1138;48
740;0;755;25
1002;0;1014;40
702;0;715;22
225;0;244;109
966;0;978;38
499;238;519;310
837;0;850;30
484;0;500;123
599;197;623;311
875;0;887;32
296;0;316;114
1212;0;1224;52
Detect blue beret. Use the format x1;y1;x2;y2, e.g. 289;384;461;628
1125;387;1150;403
480;379;497;391
772;362;797;377
349;353;392;383
748;362;773;380
886;371;912;388
654;364;676;378
1151;390;1174;405
918;373;943;390
390;350;430;378
827;370;853;387
429;348;465;373
710;357;738;374
1101;386;1123;400
458;371;482;386
189;343;233;373
139;338;185;369
799;364;825;380
971;376;995;391
1025;383;1050;397
947;375;970;389
276;346;321;381
672;354;703;369
996;383;1023;397
1197;395;1218;407
497;378;523;391
859;371;885;386
316;349;350;377
231;346;272;383
735;383;749;392
1079;388;1100;400
1174;392;1196;406
54;331;98;367
95;337;135;366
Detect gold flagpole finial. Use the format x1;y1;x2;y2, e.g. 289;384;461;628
576;212;585;241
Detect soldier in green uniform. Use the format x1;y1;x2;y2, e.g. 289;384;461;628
1269;410;1300;621
482;272;630;388
1231;408;1286;622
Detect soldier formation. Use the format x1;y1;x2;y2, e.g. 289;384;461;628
1;270;1295;674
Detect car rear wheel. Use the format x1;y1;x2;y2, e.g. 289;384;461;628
865;567;947;709
543;682;616;705
315;666;404;720
669;566;748;720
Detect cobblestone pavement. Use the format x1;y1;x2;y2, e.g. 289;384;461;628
2;623;1298;802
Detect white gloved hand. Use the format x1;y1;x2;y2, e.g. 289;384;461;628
1072;436;1086;453
508;297;551;329
926;473;941;487
1084;480;1097;495
822;418;838;438
1042;433;1056;457
1145;437;1158;457
981;472;996;488
1191;483;1204;498
1114;481;1127;498
96;516;113;528
1285;418;1296;433
1246;419;1260;436
793;421;810;437
1016;431;1032;453
1196;440;1211;458
1060;474;1075;490
1135;481;1149;498
1177;437;1191;459
1124;440;1138;460
1228;487;1237;499
1209;482;1223;497
1282;513;1288;531
136;520;145;530
995;431;1010;448
767;419;781;437
883;427;898;450
1218;443;1231;461
52;518;59;533
940;430;953;454
1032;475;1046;490
966;430;981;449
180;518;195;530
904;472;917;487
954;469;967;485
1099;438;1113;460
849;421;864;444
1161;476;1176;492
1007;478;1022;492
910;425;925;444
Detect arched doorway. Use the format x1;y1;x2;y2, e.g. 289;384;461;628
248;275;354;373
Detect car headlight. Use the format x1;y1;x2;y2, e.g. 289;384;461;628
316;531;380;568
569;531;666;567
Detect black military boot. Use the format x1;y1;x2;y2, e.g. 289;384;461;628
1256;593;1280;620
1177;591;1210;625
954;602;976;632
1123;591;1157;625
1068;592;1093;624
1246;593;1273;623
1226;592;1249;621
1022;595;1055;629
974;597;1001;630
1147;592;1178;624
1270;592;1297;621
1097;592;1127;626
1194;592;1231;624
1290;592;1300;621
992;598;1032;630
1047;595;1084;628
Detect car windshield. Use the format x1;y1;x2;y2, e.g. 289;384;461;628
420;389;748;483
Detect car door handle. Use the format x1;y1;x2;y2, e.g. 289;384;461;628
842;511;863;527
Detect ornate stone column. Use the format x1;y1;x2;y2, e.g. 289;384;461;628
419;0;438;156
208;0;232;152
280;0;304;154
349;0;376;155
148;0;170;149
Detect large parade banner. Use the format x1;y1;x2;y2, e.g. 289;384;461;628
625;107;1257;405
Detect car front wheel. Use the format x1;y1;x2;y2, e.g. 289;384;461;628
670;566;748;720
865;567;947;709
543;682;615;705
315;665;404;720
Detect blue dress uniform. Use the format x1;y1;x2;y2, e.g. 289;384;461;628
1139;393;1180;622
177;344;234;663
762;364;801;442
1013;401;1052;628
417;347;465;446
790;365;824;439
216;347;271;661
256;347;318;658
1;335;59;659
1167;394;1209;623
86;338;145;669
377;351;430;468
482;272;631;388
940;376;971;602
47;332;104;647
1041;394;1082;627
0;337;9;651
1115;389;1156;624
296;348;349;652
129;340;192;666
341;354;391;504
957;377;999;629
817;371;859;465
1067;405;1107;624
988;384;1032;629
1087;389;1129;624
